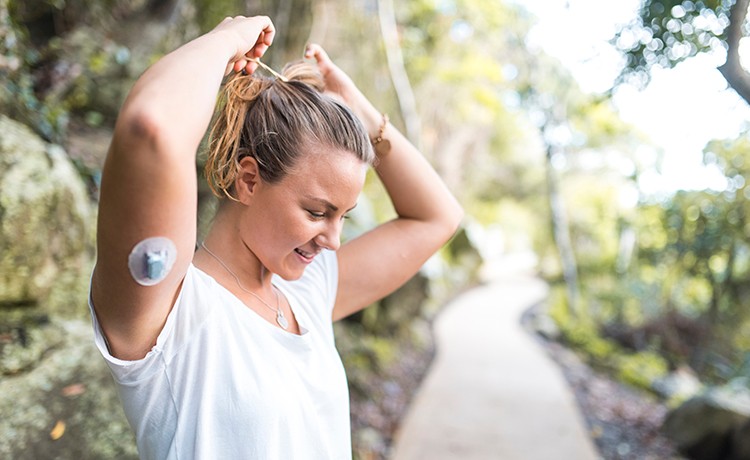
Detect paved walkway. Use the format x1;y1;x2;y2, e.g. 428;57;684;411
390;272;599;460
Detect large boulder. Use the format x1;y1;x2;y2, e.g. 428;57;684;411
0;115;136;457
3;0;197;141
662;382;750;460
0;320;137;459
0;114;94;315
652;365;703;403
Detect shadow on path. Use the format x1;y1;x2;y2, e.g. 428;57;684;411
390;271;599;460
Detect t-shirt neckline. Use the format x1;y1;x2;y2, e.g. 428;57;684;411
190;264;310;338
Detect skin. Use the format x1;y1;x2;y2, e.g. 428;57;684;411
92;16;463;361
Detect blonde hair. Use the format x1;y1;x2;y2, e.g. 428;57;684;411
205;61;374;200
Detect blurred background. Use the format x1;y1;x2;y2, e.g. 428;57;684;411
2;0;750;458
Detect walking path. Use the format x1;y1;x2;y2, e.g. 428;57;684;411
390;266;599;460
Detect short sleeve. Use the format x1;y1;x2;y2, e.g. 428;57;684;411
88;265;211;384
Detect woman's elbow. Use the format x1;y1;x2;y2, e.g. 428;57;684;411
118;103;163;144
438;199;464;243
112;103;176;158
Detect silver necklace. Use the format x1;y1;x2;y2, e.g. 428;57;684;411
200;242;289;330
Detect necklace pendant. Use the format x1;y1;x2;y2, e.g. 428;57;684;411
276;309;289;330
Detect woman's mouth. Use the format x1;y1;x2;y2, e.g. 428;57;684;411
294;248;316;263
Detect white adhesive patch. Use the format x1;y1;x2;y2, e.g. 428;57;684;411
128;236;177;286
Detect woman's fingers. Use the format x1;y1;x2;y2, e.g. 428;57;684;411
253;20;275;57
304;43;333;73
304;43;359;105
214;15;275;75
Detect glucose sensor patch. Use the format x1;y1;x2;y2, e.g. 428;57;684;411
128;237;177;286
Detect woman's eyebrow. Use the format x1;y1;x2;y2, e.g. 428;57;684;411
305;196;358;212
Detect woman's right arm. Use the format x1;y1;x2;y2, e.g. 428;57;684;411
91;16;275;360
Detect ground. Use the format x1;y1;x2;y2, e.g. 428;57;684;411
532;334;686;460
354;277;687;460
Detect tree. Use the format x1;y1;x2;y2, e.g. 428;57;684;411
377;0;421;146
613;0;750;381
616;0;750;105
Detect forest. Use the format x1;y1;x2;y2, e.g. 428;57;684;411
1;0;750;459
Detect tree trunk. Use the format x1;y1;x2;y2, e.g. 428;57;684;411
718;0;750;105
545;145;580;316
377;0;421;148
306;0;330;46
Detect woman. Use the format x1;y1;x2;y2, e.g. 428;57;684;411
91;15;462;459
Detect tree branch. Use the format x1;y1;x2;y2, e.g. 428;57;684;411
718;0;750;105
377;0;422;148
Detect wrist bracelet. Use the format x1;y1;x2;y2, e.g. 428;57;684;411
371;113;391;158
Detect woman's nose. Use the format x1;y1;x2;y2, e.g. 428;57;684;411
315;221;342;251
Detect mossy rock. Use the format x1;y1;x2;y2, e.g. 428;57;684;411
444;225;483;285
0;307;63;375
0;319;137;459
0;115;94;316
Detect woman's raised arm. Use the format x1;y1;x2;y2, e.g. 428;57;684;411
91;16;275;360
305;45;464;321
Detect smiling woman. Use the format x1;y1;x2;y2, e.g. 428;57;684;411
89;14;462;460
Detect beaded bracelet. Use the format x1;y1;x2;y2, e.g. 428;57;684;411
371;113;391;158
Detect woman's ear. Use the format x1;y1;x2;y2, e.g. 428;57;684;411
235;156;262;203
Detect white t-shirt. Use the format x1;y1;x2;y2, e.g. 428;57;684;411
90;250;351;459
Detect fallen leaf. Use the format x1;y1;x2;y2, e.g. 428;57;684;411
61;383;86;397
50;420;65;440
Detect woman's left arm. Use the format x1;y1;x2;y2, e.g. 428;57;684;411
306;45;464;321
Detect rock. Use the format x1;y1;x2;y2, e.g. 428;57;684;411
728;379;750;460
353;426;386;459
732;419;750;460
0;319;137;459
652;365;703;403
0;115;94;315
662;384;750;460
4;0;197;141
445;225;484;286
530;310;561;340
376;274;430;337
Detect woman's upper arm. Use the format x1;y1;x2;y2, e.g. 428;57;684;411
333;217;458;321
89;16;279;359
91;113;197;360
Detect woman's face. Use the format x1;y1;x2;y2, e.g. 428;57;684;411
244;147;368;280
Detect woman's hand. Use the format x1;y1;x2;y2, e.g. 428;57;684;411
211;16;276;76
304;44;355;102
304;43;381;135
307;48;463;322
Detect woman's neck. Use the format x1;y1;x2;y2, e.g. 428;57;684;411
195;206;273;292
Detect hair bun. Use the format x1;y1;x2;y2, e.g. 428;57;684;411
281;61;325;92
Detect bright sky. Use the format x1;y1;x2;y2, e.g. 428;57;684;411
514;0;750;195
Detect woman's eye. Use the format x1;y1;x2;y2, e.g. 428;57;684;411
308;210;326;219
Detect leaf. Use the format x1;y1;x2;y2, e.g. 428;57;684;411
61;383;86;397
50;420;66;441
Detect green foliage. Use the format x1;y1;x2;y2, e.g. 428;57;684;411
614;0;732;86
573;129;750;383
569;98;645;150
549;287;617;360
194;0;244;32
399;0;537;205
617;351;670;389
563;174;628;273
549;285;670;391
3;0;139;140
